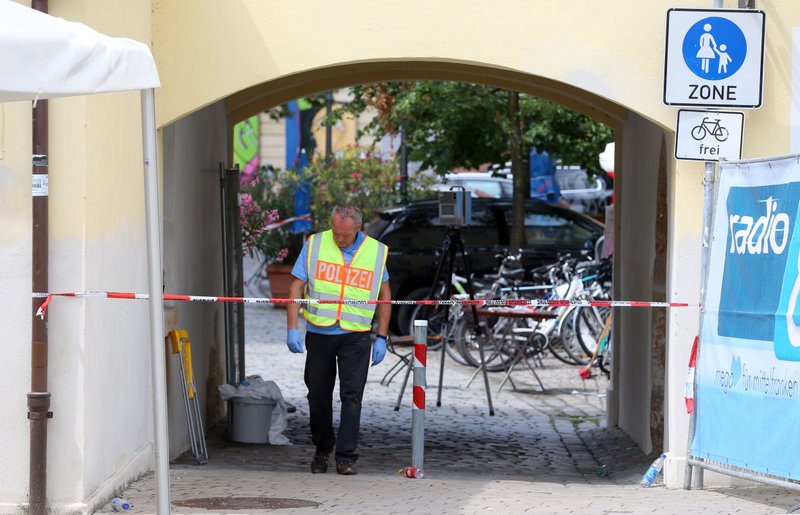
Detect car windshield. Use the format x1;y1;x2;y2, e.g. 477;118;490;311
364;217;392;238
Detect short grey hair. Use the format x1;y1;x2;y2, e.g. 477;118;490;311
332;205;362;226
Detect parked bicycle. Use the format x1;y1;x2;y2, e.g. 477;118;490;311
407;272;483;365
408;245;613;380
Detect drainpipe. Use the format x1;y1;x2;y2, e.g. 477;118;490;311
29;1;51;513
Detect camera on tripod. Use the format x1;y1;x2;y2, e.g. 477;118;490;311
438;187;472;226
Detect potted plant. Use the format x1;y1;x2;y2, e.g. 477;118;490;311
240;165;306;301
241;155;435;301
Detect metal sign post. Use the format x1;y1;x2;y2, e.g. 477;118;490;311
662;0;767;491
684;158;715;490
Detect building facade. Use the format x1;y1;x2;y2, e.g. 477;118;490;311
1;0;798;512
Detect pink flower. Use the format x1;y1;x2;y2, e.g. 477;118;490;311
264;209;280;225
240;172;259;189
239;193;253;206
276;247;289;262
351;172;363;181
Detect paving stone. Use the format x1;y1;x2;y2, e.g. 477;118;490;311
97;274;800;514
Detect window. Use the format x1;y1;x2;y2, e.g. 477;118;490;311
522;212;595;246
384;209;446;250
504;206;596;248
462;205;501;248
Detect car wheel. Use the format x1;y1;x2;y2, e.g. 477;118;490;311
395;287;432;336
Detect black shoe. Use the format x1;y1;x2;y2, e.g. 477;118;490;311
311;453;329;474
336;460;358;475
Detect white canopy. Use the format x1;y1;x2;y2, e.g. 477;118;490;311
0;1;169;512
0;0;159;101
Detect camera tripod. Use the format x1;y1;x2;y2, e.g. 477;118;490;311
425;225;495;416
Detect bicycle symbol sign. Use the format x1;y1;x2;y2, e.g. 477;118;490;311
691;117;729;142
675;109;744;162
664;9;765;108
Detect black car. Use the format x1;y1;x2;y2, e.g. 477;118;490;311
365;198;604;334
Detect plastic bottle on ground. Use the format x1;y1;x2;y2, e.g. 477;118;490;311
640;453;667;487
111;497;133;511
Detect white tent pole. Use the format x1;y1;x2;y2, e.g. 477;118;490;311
140;87;171;514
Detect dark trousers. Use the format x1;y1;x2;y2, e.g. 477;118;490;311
304;331;371;462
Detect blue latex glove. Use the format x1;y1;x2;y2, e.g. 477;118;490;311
372;336;387;366
287;329;303;353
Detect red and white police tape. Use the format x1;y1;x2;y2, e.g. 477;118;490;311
31;291;698;319
263;213;310;231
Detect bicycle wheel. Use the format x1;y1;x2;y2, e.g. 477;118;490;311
547;332;581;366
559;308;592;365
528;307;579;366
575;305;611;356
716;126;729;142
455;317;516;372
413;303;473;365
690;125;706;140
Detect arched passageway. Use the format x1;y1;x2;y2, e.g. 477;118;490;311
160;60;672;469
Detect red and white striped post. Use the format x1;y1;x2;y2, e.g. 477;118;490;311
410;319;427;478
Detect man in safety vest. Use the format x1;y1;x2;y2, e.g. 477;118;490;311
286;205;391;476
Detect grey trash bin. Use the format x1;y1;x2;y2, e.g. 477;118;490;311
230;398;275;444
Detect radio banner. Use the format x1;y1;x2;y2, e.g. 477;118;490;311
693;155;800;479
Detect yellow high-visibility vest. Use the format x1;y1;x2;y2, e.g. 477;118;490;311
303;230;388;332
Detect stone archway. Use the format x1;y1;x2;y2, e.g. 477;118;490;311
159;56;671;460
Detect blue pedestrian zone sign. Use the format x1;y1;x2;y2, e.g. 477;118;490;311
664;9;765;108
682;17;746;81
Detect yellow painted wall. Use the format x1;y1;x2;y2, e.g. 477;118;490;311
49;0;158;503
0;100;36;504
3;0;800;508
148;0;800;490
4;0;160;510
151;0;799;131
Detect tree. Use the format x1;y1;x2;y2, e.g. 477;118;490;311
335;81;613;179
519;97;613;178
332;81;613;256
508;90;527;252
339;82;511;173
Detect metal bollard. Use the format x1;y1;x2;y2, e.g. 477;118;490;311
411;320;427;477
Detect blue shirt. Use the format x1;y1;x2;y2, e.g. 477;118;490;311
292;231;389;335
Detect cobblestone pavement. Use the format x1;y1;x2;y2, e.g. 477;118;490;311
100;273;800;514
